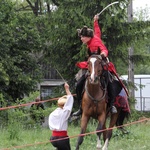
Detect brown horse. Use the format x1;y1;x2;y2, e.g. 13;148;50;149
75;55;129;150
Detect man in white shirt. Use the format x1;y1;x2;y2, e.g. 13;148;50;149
49;82;74;150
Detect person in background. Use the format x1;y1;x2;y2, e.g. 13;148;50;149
30;97;45;124
73;14;118;116
49;82;74;150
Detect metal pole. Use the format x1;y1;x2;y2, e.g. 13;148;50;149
127;0;135;98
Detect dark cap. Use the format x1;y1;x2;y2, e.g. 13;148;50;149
77;26;93;38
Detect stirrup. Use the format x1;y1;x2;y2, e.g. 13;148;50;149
111;106;117;114
72;109;82;116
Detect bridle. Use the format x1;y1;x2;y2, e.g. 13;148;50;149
85;55;107;103
85;80;107;103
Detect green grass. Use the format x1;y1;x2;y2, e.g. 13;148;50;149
0;119;150;150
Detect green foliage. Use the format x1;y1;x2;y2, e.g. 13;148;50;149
42;0;129;80
40;0;150;81
7;109;24;140
0;0;44;101
8;120;21;140
1;0;150;103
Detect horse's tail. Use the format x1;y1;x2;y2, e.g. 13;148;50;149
116;109;130;127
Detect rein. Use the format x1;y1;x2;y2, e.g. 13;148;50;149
85;55;107;103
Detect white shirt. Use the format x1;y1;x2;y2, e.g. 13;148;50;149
48;95;74;131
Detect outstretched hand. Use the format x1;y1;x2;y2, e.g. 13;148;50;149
94;14;99;22
64;82;69;89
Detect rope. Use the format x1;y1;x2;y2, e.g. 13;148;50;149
0;94;76;111
1;118;149;150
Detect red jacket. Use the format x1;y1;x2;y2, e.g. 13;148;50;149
87;20;108;56
76;20;108;69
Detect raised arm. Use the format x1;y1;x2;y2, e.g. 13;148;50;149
63;82;74;114
64;82;71;95
94;15;108;57
94;15;101;38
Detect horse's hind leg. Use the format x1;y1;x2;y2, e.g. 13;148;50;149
75;114;90;150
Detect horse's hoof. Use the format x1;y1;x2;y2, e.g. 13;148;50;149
96;145;102;150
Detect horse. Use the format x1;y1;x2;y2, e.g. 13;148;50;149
75;55;130;150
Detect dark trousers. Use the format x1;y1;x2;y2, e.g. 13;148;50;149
76;74;86;104
107;80;115;106
102;70;116;106
50;136;71;150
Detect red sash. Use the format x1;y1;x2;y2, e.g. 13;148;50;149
52;131;68;136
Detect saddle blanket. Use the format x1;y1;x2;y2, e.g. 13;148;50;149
114;88;130;113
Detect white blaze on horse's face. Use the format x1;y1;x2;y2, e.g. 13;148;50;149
90;58;97;83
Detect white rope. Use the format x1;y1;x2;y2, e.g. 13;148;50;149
97;1;119;16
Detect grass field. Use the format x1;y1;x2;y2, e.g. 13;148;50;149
0;118;149;150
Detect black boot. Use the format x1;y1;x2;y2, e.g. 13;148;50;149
107;73;117;114
72;74;86;116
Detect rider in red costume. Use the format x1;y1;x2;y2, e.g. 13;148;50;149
73;15;118;116
85;15;108;56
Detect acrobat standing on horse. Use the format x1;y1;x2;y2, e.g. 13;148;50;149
73;14;121;116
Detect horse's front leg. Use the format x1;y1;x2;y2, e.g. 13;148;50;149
96;122;103;150
102;113;118;150
97;113;106;150
75;114;90;150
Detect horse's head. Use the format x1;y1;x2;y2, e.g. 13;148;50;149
87;55;103;84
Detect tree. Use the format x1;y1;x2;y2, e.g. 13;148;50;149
1;0;150;102
42;0;150;77
14;0;57;16
0;0;44;102
132;5;150;74
49;1;150;76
